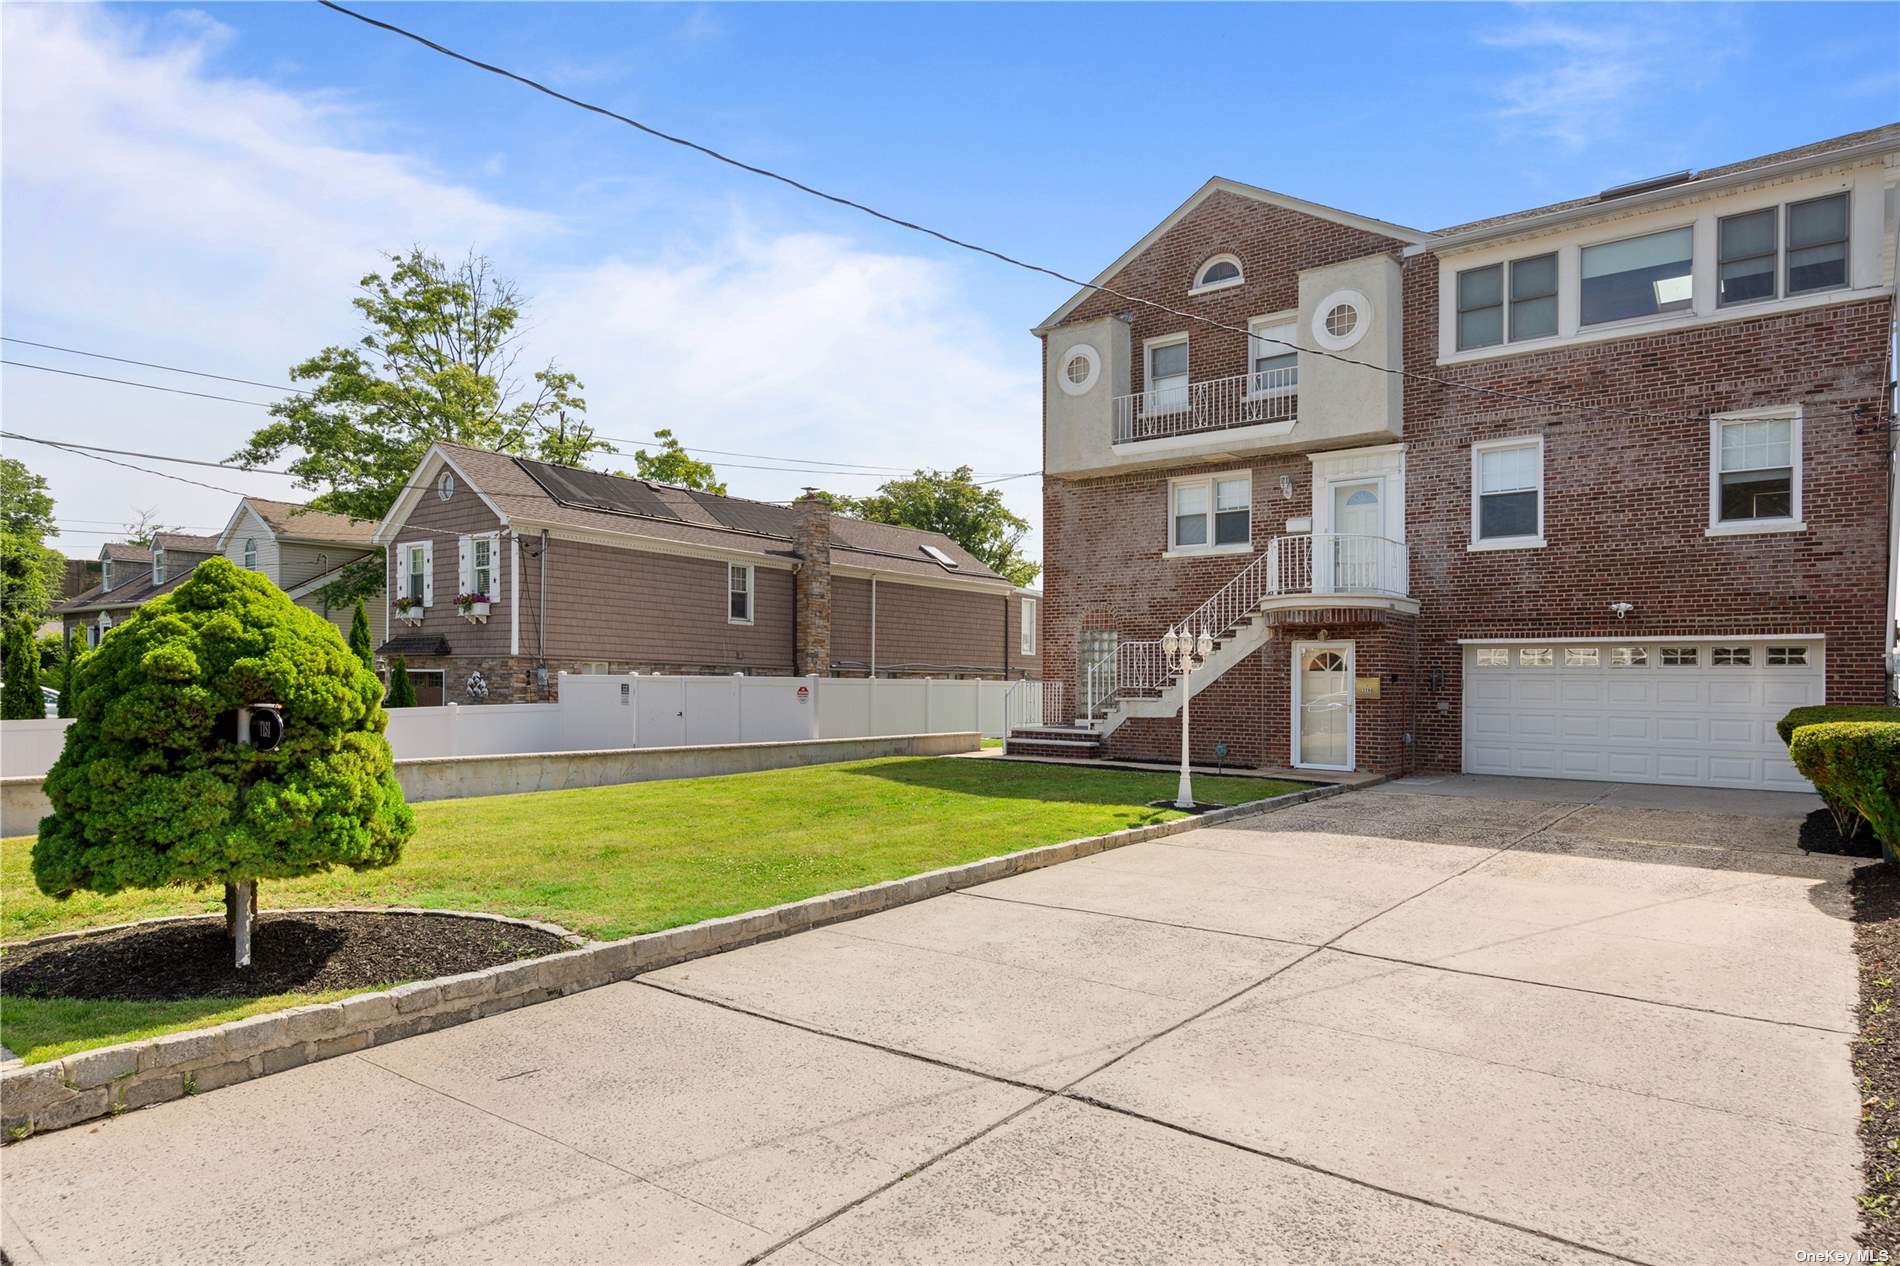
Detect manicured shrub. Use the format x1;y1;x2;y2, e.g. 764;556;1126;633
348;598;374;670
386;655;417;708
33;558;415;964
1;620;40;719
1788;721;1900;865
1777;705;1900;840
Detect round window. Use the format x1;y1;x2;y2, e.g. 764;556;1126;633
1311;289;1371;351
437;471;455;501
1057;343;1100;396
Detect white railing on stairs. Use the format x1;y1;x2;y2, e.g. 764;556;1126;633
1003;679;1068;731
1082;532;1408;718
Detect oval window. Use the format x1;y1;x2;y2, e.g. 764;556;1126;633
1196;257;1242;289
437;471;455;501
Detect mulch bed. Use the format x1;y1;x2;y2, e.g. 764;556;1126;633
0;912;569;1002
1853;859;1900;1254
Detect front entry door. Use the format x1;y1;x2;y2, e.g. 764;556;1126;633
1295;642;1354;770
1331;481;1382;592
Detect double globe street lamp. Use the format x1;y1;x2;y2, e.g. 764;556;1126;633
1161;623;1215;810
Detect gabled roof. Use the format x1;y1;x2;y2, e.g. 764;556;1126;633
97;542;152;564
58;559;189;615
1033;176;1432;334
376;443;1011;588
151;532;219;555
1419;123;1900;253
217;497;378;554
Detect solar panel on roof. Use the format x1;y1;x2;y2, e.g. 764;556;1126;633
515;459;681;521
684;489;795;537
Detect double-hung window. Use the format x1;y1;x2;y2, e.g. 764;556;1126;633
1456;254;1557;351
1247;318;1297;400
1581;226;1693;324
728;563;753;624
1711;409;1801;532
1717;207;1777;306
1145;336;1189;413
459;532;498;600
1470;437;1544;548
1787;193;1848;295
1169;473;1250;553
404;542;430;605
151;549;166;586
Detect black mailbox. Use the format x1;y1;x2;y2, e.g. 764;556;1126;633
244;705;285;752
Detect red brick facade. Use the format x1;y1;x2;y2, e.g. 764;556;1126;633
1039;171;1894;778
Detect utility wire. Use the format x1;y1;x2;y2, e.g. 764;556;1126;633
314;0;1894;434
2;359;274;407
1;338;309;395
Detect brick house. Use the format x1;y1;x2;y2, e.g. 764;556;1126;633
1021;124;1898;792
370;442;1039;705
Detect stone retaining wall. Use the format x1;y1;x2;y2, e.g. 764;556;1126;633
1;778;1355;1140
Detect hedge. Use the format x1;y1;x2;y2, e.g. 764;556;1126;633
1778;705;1900;863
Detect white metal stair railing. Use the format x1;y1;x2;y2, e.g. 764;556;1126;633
1112;368;1297;444
1082;532;1409;720
1002;679;1067;732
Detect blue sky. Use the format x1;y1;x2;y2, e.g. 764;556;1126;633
4;2;1896;557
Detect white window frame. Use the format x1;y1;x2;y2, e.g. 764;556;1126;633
1188;253;1244;296
727;562;754;626
1166;470;1252;558
403;541;434;606
1578;222;1696;328
1020;598;1037;656
1245;313;1299;401
1469;436;1545;551
459;531;500;600
1143;333;1190;415
100;559;113;592
1708;406;1803;537
242;539;257;570
151;548;166;586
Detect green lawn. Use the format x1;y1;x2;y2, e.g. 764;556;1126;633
3;757;1304;1062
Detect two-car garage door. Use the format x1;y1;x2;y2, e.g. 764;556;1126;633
1462;639;1823;791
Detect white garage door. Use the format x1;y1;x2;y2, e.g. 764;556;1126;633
1462;639;1823;791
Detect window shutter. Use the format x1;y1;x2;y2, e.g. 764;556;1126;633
458;535;471;597
422;541;435;606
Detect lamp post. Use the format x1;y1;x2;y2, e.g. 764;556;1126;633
1162;624;1215;810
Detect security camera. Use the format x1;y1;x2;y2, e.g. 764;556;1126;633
1609;602;1634;620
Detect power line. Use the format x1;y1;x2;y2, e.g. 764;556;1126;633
6;434;300;476
2;359;275;407
0;338;309;395
316;0;1898;434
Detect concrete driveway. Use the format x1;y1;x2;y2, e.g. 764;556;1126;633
2;776;1864;1265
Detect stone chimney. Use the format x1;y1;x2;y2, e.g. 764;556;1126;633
792;493;832;675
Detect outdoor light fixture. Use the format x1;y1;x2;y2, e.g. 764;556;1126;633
1164;624;1215;810
1610;602;1635;620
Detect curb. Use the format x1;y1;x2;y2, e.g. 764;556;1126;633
1;779;1351;1141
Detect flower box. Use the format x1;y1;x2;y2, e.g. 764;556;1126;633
393;601;424;626
456;594;491;625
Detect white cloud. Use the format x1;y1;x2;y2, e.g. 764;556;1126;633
1;5;1044;557
1477;7;1745;151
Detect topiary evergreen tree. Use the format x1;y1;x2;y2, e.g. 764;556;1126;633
55;632;78;718
1;620;40;719
386;655;417;708
348;598;374;670
33;558;415;967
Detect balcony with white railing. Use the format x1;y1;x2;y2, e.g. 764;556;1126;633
1083;532;1410;718
1112;368;1297;445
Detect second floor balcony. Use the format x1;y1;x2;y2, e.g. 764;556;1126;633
1113;368;1297;445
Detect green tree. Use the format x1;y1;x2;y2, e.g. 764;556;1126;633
386;655;417;708
0;457;64;625
33;558;415;967
348;599;375;670
632;429;725;493
55;634;78;718
2;621;40;719
536;407;616;468
829;467;1038;586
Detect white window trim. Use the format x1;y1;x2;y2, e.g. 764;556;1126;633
1245;312;1299;401
1311;289;1370;352
1469;435;1546;551
1143;332;1190;415
1187;254;1244;296
1577;221;1697;330
1020;598;1037;656
1707;406;1804;537
1166;469;1252;558
459;531;500;599
151;549;166;586
241;539;257;571
403;541;434;606
1056;343;1100;396
727;562;755;626
100;559;113;592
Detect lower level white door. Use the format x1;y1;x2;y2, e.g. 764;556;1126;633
1295;642;1354;771
1462;639;1824;791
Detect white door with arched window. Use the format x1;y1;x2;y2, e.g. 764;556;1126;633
1294;641;1354;771
1331;481;1382;592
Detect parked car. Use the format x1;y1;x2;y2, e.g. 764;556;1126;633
41;686;59;718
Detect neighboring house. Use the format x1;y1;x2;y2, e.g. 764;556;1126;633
370;443;1037;705
56;534;220;647
1024;124;1898;792
216;497;385;646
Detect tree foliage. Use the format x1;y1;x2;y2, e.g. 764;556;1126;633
231;247;605;527
348;599;374;670
826;467;1038;586
1;457;63;624
33;558;414;904
2;621;40;720
632;429;726;493
386;655;417;708
121;507;176;550
1788;720;1900;865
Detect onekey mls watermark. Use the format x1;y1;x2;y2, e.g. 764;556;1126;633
1796;1252;1892;1263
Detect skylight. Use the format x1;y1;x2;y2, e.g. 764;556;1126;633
920;544;959;570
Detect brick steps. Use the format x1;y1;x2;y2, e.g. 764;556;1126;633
1005;725;1105;759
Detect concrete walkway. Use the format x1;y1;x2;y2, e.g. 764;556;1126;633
1;778;1865;1264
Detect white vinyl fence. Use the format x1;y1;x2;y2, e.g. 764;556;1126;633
0;674;1054;779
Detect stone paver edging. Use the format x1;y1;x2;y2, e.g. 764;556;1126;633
0;780;1354;1140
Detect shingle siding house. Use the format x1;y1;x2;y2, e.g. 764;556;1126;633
216;497;385;645
57;534;220;647
1023;124;1899;791
371;443;1037;705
